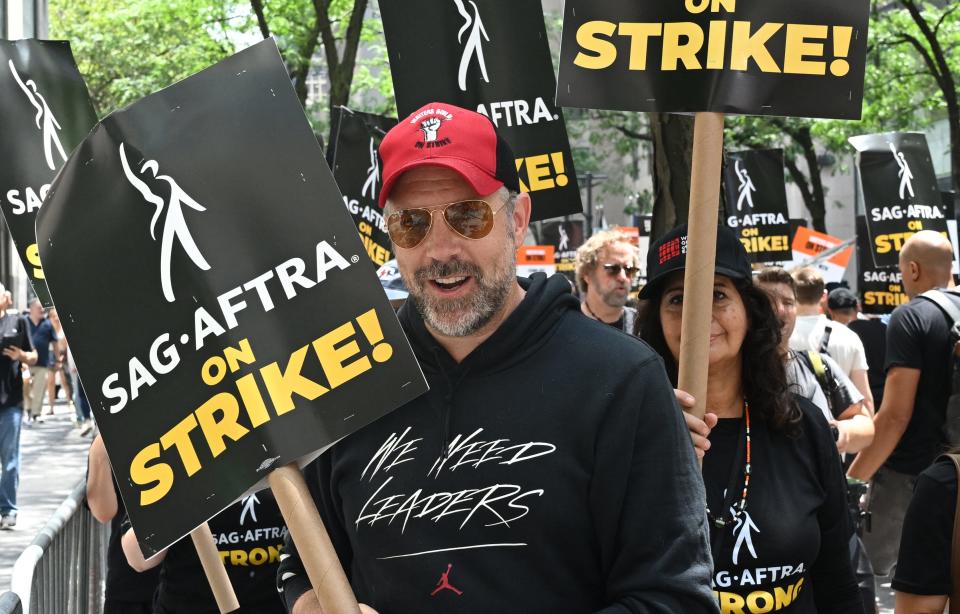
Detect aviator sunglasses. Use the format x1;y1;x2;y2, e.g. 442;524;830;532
386;198;510;249
602;263;639;278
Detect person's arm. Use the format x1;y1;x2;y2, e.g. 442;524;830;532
591;357;717;613
847;367;920;481
804;404;862;614
121;526;167;573
894;593;947;613
86;433;118;523
849;368;875;415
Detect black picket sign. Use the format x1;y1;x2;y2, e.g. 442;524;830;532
328;108;397;267
0;41;98;306
855;216;907;315
539;220;585;283
557;0;869;119
36;40;428;557
850;132;949;269
723;149;791;263
380;0;582;221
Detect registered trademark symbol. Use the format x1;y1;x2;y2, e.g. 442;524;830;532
351;255;360;263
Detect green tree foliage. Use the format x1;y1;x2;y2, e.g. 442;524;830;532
49;0;241;116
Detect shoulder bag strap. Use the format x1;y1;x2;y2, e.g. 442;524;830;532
819;324;833;355
940;453;960;614
919;290;960;326
806;350;827;379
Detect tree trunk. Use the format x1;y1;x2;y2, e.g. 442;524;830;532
793;127;827;232
650;113;695;239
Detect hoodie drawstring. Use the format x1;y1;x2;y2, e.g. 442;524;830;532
432;346;470;462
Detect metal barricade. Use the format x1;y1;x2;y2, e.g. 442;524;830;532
0;591;22;614
9;479;108;614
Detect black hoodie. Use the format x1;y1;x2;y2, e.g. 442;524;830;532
279;274;717;613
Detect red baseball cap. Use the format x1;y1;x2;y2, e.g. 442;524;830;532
378;102;520;207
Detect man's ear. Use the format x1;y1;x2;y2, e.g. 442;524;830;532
512;193;532;245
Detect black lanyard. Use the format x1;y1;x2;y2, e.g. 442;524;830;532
710;416;748;556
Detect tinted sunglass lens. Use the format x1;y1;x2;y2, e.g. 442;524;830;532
388;209;431;248
445;200;494;239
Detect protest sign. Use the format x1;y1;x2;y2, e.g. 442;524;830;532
328;108;397;267
0;40;98;306
850;132;949;268
556;0;869;120
35;39;428;559
540;220;584;283
724;149;791;262
516;246;556;277
379;0;582;221
791;226;853;284
855;216;907;314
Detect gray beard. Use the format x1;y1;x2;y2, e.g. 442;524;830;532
406;250;516;337
599;286;628;309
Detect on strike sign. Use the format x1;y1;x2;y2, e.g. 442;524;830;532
557;0;869;119
36;40;428;557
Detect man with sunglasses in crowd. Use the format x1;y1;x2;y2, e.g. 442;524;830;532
575;231;640;333
278;102;716;613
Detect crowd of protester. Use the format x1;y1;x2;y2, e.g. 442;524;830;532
28;102;959;612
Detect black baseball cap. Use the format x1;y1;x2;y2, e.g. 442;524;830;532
827;287;858;310
639;224;753;300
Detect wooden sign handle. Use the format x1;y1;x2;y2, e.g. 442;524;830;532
269;463;361;614
190;522;240;613
677;112;726;436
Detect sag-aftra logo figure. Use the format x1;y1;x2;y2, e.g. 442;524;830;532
119;143;212;302
9;60;68;171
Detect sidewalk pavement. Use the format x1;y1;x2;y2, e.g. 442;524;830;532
0;402;92;590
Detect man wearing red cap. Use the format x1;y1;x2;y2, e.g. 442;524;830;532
278;103;716;613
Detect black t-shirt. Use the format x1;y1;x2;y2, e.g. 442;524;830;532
892;458;957;596
846;319;886;409
107;482;160;604
703;397;861;613
884;293;960;475
154;490;287;614
0;315;33;409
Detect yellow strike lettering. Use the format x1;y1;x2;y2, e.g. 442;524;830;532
159;414;203;477
617;23;662;70
661;22;704;70
707;20;727;69
685;0;736;12
792;578;805;599
268;545;282;563
261;346;329;415
313;322;371;389
719;591;747;614
130;443;174;507
249;548;268;565
730;21;783;73
574;21;618;69
230;550;248;566
195;392;250;458
515;158;531;193
746;590;775;613
783;24;828;75
774;584;794;608
26;244;44;280
224;338;256;373
875;234;892;254
218;551;230;564
236;373;270;428
525;155;554;191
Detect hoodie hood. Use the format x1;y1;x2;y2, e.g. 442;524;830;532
398;273;579;375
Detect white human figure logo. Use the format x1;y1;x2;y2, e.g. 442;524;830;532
558;225;569;251
731;508;760;565
362;137;380;200
735;159;756;212
890;143;915;200
118;143;212;303
240;494;259;526
9;60;68;171
453;0;490;92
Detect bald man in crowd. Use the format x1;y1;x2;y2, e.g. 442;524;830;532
849;231;959;576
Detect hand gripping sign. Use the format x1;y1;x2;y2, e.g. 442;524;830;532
36;39;428;612
0;41;98;306
557;0;869;427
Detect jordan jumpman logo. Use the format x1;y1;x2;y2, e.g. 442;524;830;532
430;563;463;597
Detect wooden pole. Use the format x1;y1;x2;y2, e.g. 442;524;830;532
269;463;361;614
677;112;726;434
190;522;240;613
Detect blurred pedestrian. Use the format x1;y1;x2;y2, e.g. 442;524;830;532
828;289;888;412
24;299;55;423
575;230;640;333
